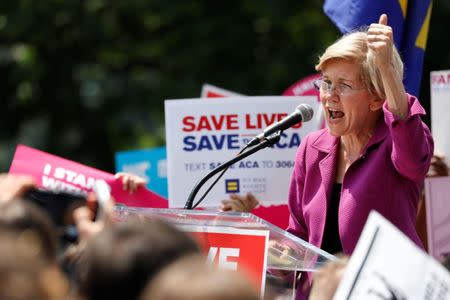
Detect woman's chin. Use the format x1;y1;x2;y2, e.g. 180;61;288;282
326;125;345;137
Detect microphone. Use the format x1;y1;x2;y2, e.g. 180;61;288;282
246;104;314;147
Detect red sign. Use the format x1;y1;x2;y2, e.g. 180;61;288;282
201;83;244;98
187;227;268;296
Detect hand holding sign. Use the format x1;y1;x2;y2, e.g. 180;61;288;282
114;172;147;194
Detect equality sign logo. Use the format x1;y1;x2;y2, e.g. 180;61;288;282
225;179;240;193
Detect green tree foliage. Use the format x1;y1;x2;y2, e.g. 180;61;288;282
0;1;448;172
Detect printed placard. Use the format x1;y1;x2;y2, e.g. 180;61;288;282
9;144;167;208
185;226;269;297
334;211;450;300
198;82;321;229
431;70;450;160
164;96;321;208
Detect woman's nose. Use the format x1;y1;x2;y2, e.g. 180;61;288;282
322;90;339;102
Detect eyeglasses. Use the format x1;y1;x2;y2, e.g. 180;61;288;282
313;79;366;96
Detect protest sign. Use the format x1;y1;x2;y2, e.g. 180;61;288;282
9;144;167;208
201;83;244;98
186;226;269;297
334;211;450;300
425;176;450;261
201;86;291;228
198;83;322;228
431;70;450;160
164;96;321;208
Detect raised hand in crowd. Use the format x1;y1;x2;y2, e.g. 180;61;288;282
72;191;115;245
220;193;259;212
0;173;36;203
62;188;116;276
115;172;147;194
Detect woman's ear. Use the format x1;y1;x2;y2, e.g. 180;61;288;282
369;96;384;111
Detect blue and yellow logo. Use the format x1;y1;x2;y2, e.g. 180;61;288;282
225;179;240;193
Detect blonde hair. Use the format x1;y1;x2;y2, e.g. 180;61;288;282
315;30;403;100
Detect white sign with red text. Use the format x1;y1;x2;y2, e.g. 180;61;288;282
164;96;321;208
185;226;269;297
334;211;450;300
431;70;450;160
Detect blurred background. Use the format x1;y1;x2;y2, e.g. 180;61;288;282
1;0;449;172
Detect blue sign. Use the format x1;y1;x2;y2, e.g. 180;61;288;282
115;146;168;198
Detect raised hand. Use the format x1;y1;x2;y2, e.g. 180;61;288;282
367;14;394;70
0;173;36;203
114;172;147;194
367;14;407;119
72;192;115;244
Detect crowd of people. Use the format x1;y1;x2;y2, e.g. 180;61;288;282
0;173;261;300
0;13;448;300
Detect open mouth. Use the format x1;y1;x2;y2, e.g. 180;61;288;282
328;108;345;120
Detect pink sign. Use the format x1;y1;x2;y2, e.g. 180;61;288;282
9;144;168;208
425;177;450;260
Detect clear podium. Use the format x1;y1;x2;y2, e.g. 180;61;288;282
114;206;337;298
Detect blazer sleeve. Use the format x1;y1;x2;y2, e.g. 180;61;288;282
286;134;309;241
383;93;434;183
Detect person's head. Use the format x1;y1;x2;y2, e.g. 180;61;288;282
441;253;450;272
140;254;259;300
315;29;403;138
0;230;69;300
427;154;449;178
0;199;58;263
76;218;200;300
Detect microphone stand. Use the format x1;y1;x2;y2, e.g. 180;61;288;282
184;131;282;209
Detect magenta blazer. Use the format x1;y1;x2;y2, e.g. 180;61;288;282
287;94;434;256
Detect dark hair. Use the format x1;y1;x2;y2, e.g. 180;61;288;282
427;155;449;177
77;218;200;300
0;199;58;263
